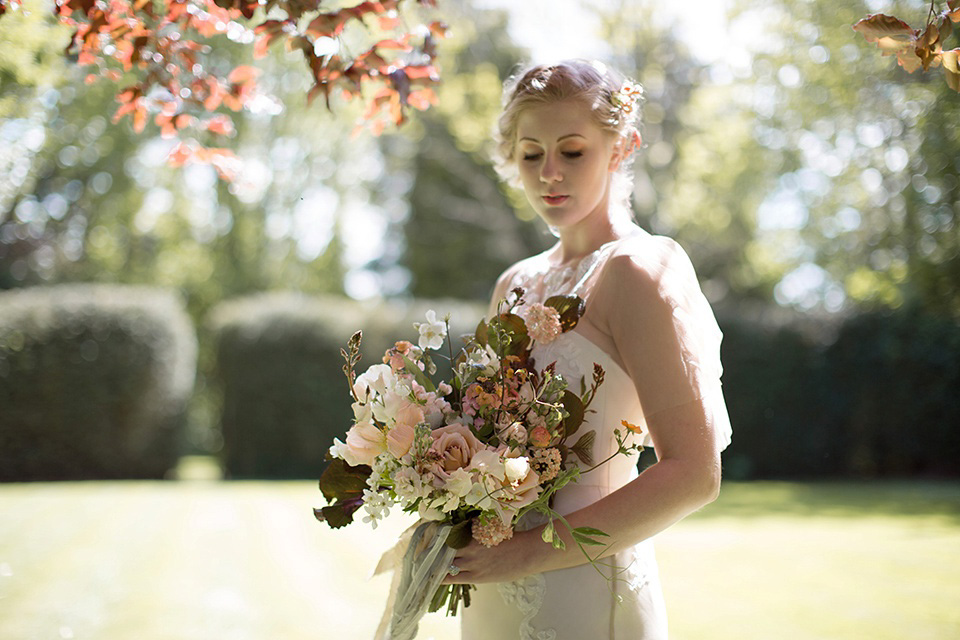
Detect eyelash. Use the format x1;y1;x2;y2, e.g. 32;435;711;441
521;151;583;161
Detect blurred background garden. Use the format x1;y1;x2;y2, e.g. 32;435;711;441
1;0;959;638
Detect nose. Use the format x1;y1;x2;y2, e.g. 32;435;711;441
539;154;562;183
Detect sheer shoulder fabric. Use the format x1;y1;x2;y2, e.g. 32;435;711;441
594;233;732;452
488;230;731;452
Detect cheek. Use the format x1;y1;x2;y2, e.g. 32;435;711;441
517;164;538;188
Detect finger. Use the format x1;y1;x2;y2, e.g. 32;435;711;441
441;571;472;585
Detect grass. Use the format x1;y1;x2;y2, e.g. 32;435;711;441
1;476;958;640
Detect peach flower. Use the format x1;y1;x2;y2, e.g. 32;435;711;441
387;423;416;458
426;423;486;482
345;421;387;466
529;425;552;448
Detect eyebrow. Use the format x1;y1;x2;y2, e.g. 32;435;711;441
518;133;587;143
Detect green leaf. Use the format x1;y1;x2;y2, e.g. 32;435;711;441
446;519;473;549
313;499;362;528
570;430;596;467
560;390;585;438
572;526;609;537
319;458;371;503
570;526;609;548
489;312;529;355
475;319;489;347
402;354;436;392
541;520;555;544
544;294;585;332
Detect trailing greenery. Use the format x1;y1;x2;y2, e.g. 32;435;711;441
0;284;196;480
719;306;960;479
207;292;485;479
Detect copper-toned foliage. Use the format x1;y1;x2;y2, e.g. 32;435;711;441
854;1;960;91
1;0;446;180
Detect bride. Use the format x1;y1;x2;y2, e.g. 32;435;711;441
443;60;733;639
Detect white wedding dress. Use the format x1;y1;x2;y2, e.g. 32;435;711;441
460;230;732;640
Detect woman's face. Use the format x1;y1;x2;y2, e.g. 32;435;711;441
515;99;619;234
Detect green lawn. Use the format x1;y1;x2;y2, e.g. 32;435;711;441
1;477;958;639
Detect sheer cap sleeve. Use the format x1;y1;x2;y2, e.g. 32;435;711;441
600;234;732;452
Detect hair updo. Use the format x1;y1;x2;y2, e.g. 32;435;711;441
493;59;644;216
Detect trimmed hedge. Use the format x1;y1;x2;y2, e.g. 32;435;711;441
719;307;960;479
0;284;197;480
207;291;960;480
207;292;485;479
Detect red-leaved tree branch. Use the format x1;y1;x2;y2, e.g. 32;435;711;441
0;0;445;180
854;0;960;91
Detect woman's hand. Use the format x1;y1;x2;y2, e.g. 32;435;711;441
440;529;539;585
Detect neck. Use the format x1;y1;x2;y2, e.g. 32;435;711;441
553;206;632;264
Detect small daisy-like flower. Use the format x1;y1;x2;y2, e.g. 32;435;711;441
472;516;515;548
531;447;563;482
415;310;447;351
610;80;643;120
524;303;562;344
361;488;393;529
621;419;645;436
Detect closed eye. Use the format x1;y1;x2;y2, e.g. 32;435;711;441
522;153;543;161
563;151;583;159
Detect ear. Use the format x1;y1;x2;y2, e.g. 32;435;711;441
609;131;642;171
608;137;627;172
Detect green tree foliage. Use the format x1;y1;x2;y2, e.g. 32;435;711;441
597;3;774;305
720;0;959;314
396;5;552;301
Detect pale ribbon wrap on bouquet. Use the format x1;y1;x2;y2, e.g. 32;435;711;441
373;521;457;640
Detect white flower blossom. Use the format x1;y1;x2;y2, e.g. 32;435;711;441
467;344;500;376
504;457;530;484
393;467;429;506
353;364;395;399
415;310;447;351
418;497;446;521
361;488;393;529
328;437;359;466
352;401;372;424
444;468;474;498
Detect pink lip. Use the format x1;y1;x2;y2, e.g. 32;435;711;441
542;195;569;206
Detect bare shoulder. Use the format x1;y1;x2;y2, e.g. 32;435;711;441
600;232;696;296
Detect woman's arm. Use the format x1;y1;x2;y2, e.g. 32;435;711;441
444;247;723;584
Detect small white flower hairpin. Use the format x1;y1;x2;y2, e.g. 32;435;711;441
610;80;643;121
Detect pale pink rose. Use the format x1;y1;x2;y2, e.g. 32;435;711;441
499;465;541;510
480;450;541;524
387;422;416;458
498;421;528;447
427;423;486;482
345;421;387;466
526;411;547;430
524;303;562;343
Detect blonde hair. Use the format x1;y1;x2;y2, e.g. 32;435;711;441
493;59;644;216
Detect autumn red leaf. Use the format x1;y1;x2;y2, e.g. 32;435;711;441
853;14;917;54
205;114;235;136
1;0;447;180
943;49;960;90
854;6;960;91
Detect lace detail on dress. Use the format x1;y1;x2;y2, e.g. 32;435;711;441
530;331;584;387
497;574;557;640
513;241;616;306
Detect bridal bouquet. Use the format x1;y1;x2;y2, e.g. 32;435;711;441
314;288;641;639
